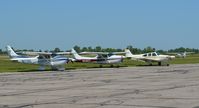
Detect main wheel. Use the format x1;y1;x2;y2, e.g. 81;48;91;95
158;62;161;66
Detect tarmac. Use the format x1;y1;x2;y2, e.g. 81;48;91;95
0;64;199;108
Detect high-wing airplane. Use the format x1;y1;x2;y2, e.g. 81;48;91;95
6;45;69;71
168;51;194;58
71;49;125;66
125;49;175;66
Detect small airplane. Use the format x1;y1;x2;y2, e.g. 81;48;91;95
6;45;70;71
71;49;125;67
168;52;194;58
125;49;175;66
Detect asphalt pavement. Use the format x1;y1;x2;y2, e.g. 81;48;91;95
0;64;199;108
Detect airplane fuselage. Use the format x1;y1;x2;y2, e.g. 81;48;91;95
75;55;123;64
12;56;68;66
11;57;38;64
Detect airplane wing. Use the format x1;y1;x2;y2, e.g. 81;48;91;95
141;58;157;62
127;57;144;62
19;51;52;56
111;52;126;55
55;52;71;55
186;52;195;54
19;51;71;56
79;52;126;55
135;57;158;63
79;52;99;55
167;52;178;55
167;52;195;55
139;56;172;62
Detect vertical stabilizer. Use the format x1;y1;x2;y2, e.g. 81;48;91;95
125;49;134;58
6;45;19;58
183;51;187;58
71;49;82;59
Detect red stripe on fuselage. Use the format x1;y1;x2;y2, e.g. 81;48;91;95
76;59;97;63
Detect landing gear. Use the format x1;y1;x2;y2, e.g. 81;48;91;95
110;64;120;68
158;62;169;66
148;63;152;66
51;66;65;71
158;62;162;66
39;66;45;71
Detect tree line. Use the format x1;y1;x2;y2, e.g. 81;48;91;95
73;45;199;54
0;45;199;54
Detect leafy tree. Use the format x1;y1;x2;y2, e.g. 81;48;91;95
73;45;81;53
126;45;133;51
132;48;142;54
143;46;155;53
156;50;166;54
54;48;61;52
82;47;88;52
88;46;93;52
116;48;123;52
95;46;102;52
176;47;186;52
126;45;142;54
168;47;199;53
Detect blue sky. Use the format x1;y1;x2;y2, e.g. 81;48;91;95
0;0;199;51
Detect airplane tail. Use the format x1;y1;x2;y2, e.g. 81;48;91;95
183;51;187;58
125;49;134;58
6;45;19;58
71;48;82;59
184;51;187;55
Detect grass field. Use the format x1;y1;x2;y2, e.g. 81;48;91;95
170;54;199;64
0;54;199;72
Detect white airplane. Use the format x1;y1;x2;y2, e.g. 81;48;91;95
6;45;70;71
168;52;194;58
71;49;125;66
125;49;175;66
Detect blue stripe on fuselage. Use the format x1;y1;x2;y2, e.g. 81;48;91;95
52;56;69;62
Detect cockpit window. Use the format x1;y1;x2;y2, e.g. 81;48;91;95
152;52;157;56
98;54;107;59
148;53;152;56
143;54;147;57
108;53;113;57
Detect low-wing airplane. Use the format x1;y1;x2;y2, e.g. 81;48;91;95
6;45;70;71
125;49;175;66
71;49;125;66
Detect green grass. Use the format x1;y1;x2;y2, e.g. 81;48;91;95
170;54;199;64
0;55;41;72
1;54;199;72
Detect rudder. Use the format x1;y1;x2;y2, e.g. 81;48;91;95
6;45;19;58
125;49;134;58
71;48;82;59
